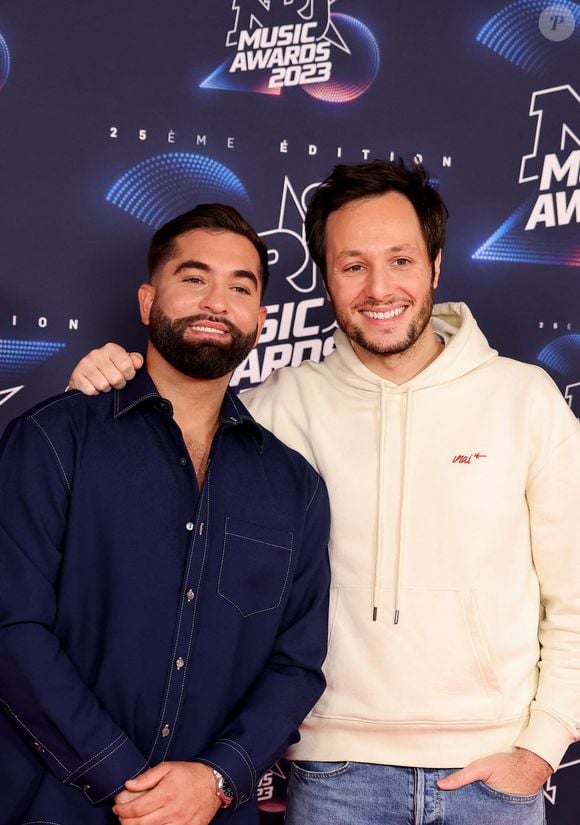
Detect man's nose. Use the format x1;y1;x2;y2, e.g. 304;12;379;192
364;266;396;301
199;281;228;314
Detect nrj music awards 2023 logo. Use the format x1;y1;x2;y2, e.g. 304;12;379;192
200;0;380;102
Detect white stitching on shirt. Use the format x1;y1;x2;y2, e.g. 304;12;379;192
69;735;132;795
64;732;126;781
218;518;293;617
3;704;69;772
306;474;321;512
160;473;212;761
147;477;208;762
91;759;149;805
29;418;71;494
22;820;63;824
225;532;292;551
216;738;256;785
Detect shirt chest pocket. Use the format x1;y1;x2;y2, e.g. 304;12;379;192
218;517;293;617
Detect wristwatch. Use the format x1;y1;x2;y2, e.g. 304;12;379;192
211;768;234;808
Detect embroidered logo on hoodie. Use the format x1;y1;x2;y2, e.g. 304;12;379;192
452;452;487;464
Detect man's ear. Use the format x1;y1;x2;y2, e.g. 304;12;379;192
433;250;442;289
138;283;155;326
254;306;268;346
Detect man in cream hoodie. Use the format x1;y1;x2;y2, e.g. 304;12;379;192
69;161;580;825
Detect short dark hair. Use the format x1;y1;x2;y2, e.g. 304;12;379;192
305;158;448;283
147;203;270;296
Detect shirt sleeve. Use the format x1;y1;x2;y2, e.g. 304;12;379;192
514;385;580;769
0;413;147;805
196;473;331;808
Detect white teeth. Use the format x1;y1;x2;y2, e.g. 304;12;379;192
190;325;226;335
363;306;406;320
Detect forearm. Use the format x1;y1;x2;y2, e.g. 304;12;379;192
520;427;580;769
0;416;146;802
0;621;147;803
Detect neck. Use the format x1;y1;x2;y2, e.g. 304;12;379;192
145;345;229;436
352;324;444;384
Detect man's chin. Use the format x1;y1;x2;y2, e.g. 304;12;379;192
343;325;410;357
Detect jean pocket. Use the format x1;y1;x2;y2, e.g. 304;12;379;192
477;780;541;804
218;517;293;617
291;761;351;778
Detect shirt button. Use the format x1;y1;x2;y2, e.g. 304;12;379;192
186;521;194;531
179;456;187;466
162;724;170;737
176;657;185;670
33;742;45;753
186;589;195;602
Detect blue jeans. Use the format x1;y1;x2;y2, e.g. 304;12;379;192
285;762;545;825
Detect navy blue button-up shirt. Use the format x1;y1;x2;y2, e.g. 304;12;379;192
0;371;330;825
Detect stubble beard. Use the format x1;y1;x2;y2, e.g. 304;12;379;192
334;284;435;358
148;303;257;380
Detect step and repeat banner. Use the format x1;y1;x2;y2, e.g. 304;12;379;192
0;1;579;822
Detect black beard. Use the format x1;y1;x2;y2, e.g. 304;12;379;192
148;304;257;380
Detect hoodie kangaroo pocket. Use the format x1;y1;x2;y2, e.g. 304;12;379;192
313;587;503;723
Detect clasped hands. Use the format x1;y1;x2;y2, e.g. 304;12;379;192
113;761;222;825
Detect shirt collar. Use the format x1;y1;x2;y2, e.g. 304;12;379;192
113;371;264;451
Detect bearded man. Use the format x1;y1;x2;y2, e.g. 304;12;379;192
0;204;330;825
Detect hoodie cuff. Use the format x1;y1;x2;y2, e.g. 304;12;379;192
65;735;148;805
513;708;576;771
197;739;257;809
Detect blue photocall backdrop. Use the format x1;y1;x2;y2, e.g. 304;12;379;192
0;1;578;822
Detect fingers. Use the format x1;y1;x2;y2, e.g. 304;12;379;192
125;763;172;791
130;352;145;371
68;344;139;394
437;760;490;790
114;789;146;804
115;797;163;825
113;784;164;822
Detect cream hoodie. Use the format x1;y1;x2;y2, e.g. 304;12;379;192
243;302;580;770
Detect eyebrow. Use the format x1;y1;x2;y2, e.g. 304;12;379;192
336;244;417;260
174;259;260;289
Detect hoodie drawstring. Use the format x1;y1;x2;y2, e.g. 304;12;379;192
372;386;414;625
372;384;388;621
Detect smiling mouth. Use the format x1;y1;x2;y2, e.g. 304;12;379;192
188;324;227;335
361;305;407;321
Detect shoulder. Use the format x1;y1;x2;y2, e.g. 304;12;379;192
489;358;578;447
0;391;116;482
490;357;572;404
243;358;331;407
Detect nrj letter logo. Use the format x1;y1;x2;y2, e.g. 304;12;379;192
520;84;580;232
473;84;580;267
200;0;380;102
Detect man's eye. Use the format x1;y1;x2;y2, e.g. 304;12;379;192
345;264;364;272
184;276;203;284
232;285;251;295
393;258;411;266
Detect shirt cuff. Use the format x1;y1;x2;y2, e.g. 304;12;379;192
197;739;257;809
514;708;576;770
65;734;148;805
